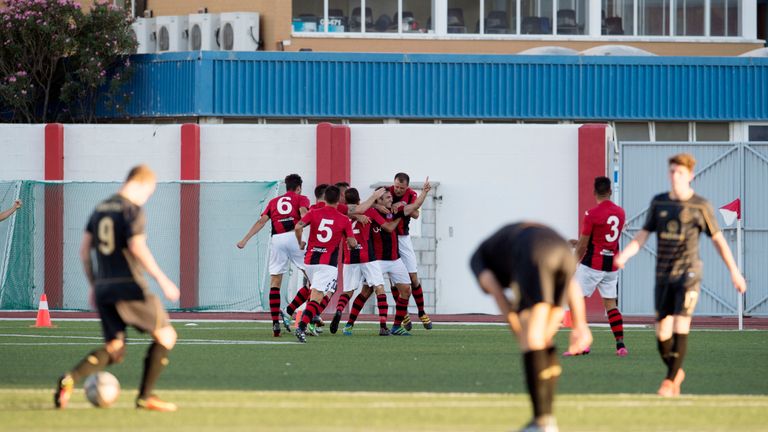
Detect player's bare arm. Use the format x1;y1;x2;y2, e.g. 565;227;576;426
346;236;358;249
615;229;650;269
477;269;519;334
566;278;593;353
294;221;307;250
299;206;308;218
350;188;386;215
710;232;747;293
573;235;590;260
0;199;22;222
128;234;180;302
403;177;431;216
237;214;269;249
380;217;402;233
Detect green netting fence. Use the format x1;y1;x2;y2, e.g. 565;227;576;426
0;180;284;312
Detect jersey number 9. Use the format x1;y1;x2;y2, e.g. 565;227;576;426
98;217;115;255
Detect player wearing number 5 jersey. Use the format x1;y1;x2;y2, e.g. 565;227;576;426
237;174;310;337
293;185;357;343
568;176;627;357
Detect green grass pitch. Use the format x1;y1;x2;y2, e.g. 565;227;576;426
0;320;766;431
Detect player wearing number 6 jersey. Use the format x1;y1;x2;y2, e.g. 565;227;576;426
293;185;357;343
568;176;627;357
237;174;310;337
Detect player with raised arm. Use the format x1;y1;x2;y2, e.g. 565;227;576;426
329;187;400;335
0;199;21;222
55;165;180;412
567;176;627;357
615;153;747;397
471;222;592;432
293;185;357;343
237;173;310;337
388;173;433;330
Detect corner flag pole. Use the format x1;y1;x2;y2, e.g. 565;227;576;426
737;216;743;331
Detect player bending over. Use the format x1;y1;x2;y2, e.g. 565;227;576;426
471;222;592;432
237;173;310;337
567;176;627;357
55;165;180;412
615;153;746;397
293;185;357;343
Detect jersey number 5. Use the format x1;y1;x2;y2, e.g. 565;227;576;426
317;219;334;242
98;217;115;255
605;215;620;242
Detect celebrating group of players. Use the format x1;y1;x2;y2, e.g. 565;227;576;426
237;172;433;342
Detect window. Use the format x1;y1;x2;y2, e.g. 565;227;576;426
675;0;705;36
367;0;398;33
557;0;586;34
615;122;650;141
710;0;740;36
403;0;433;33
695;123;730;141
294;0;433;33
655;122;689;141
484;0;516;34
639;0;670;35
521;0;554;34
292;0;324;32
748;126;768;142
602;0;634;35
448;0;479;33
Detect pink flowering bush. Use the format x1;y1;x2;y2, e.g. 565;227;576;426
0;0;136;122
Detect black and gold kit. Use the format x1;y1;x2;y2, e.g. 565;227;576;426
642;192;719;320
85;194;168;341
470;223;576;312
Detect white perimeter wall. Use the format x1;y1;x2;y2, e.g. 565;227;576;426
0;125;45;180
350;124;580;314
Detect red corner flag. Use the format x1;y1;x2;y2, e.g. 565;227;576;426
719;198;741;227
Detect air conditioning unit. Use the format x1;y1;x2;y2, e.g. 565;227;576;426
155;15;189;52
188;13;220;51
131;17;156;54
218;12;260;51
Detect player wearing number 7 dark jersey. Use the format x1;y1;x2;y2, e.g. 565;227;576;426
237;174;311;337
293;185;357;343
568;176;627;357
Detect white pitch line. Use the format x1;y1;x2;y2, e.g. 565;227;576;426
0;333;299;345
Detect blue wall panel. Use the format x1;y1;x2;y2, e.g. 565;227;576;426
99;52;768;121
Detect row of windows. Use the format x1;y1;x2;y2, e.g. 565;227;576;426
291;0;741;37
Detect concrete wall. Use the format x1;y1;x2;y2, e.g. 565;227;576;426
350;124;580;314
0;125;45;180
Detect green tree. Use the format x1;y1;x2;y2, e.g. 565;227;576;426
0;0;136;123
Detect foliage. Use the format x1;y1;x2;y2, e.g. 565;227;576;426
0;0;136;122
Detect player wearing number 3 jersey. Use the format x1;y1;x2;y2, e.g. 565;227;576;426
569;176;627;357
237;174;311;337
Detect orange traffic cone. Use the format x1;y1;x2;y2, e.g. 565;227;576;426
561;310;572;328
32;294;54;328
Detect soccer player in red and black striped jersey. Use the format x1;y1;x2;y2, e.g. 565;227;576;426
237;174;310;337
370;186;430;336
331;187;401;336
617;153;746;397
568;176;627;357
293;185;357;343
388;173;434;331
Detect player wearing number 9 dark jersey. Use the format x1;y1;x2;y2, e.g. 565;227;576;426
237;174;311;337
55;165;180;412
570;176;627;357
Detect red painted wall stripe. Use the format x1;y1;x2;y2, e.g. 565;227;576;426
44;124;64;309
578;124;608;318
180;124;200;309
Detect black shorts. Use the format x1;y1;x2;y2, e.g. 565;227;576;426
511;243;576;313
655;268;702;321
97;293;170;342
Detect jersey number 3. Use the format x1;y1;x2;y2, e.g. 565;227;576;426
605;215;620;242
98;217;115;255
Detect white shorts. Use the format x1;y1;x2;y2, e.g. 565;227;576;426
377;259;411;285
343;262;384;292
398;235;418;273
305;264;338;293
576;264;619;299
268;232;306;275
